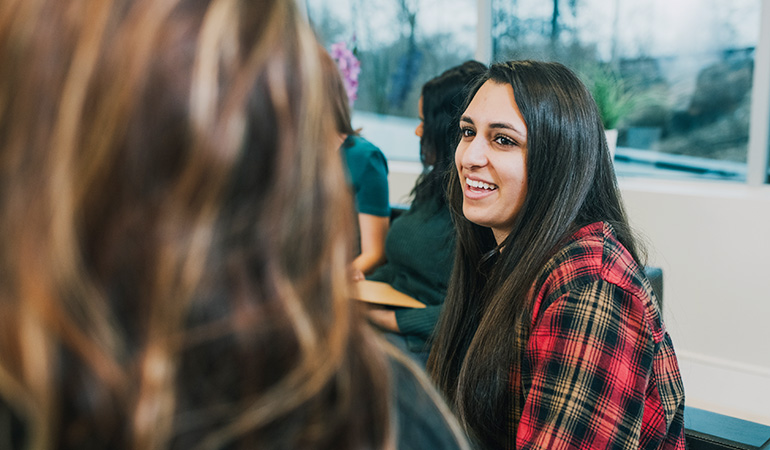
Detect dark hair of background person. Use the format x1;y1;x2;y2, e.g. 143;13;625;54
427;60;645;448
0;0;395;448
410;60;486;209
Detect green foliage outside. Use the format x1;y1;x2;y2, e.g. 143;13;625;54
580;65;636;130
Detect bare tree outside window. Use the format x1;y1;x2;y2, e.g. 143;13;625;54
307;0;475;118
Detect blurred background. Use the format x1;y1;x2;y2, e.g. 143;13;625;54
307;0;770;427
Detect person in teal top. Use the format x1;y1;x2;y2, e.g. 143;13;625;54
366;196;455;354
365;61;487;362
341;134;390;219
322;47;391;275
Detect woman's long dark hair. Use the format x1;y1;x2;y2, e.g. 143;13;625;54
427;60;645;448
411;60;486;209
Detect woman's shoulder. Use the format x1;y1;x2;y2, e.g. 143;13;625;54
532;222;655;319
343;135;386;161
400;199;452;226
343;135;388;182
386;345;470;450
386;201;454;258
545;221;638;283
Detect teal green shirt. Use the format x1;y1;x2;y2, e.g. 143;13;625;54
341;135;390;217
367;200;455;352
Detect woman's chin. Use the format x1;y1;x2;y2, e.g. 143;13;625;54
461;205;490;228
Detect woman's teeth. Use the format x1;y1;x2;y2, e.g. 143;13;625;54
466;178;497;190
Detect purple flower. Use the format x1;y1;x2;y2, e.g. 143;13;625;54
330;41;360;105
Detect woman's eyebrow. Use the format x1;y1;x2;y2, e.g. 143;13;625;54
489;121;525;138
460;116;526;140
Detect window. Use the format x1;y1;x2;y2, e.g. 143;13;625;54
307;0;476;161
492;0;763;181
307;0;769;184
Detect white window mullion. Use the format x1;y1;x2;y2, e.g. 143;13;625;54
746;0;770;186
476;0;493;65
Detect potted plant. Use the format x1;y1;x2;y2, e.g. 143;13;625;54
581;65;636;158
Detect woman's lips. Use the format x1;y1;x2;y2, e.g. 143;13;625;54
464;177;498;200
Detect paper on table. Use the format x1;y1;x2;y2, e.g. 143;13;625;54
353;280;426;309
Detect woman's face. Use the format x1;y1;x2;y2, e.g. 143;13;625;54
455;80;528;245
415;96;424;138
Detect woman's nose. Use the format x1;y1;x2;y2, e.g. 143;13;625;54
459;138;488;168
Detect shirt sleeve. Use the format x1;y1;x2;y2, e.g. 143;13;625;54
515;279;655;449
394;304;443;340
354;150;390;217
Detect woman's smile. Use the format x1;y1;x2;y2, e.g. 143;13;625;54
464;176;498;200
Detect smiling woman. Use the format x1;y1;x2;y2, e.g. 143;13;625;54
429;60;686;449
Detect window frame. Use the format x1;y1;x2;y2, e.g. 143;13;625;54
746;0;770;186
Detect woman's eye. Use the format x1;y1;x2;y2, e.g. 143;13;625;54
494;135;516;147
461;128;475;138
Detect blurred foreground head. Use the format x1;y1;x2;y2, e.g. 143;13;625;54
0;0;391;448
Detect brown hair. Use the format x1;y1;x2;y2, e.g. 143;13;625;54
0;0;392;448
318;44;358;136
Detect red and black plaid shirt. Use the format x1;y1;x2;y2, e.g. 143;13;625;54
510;222;685;449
